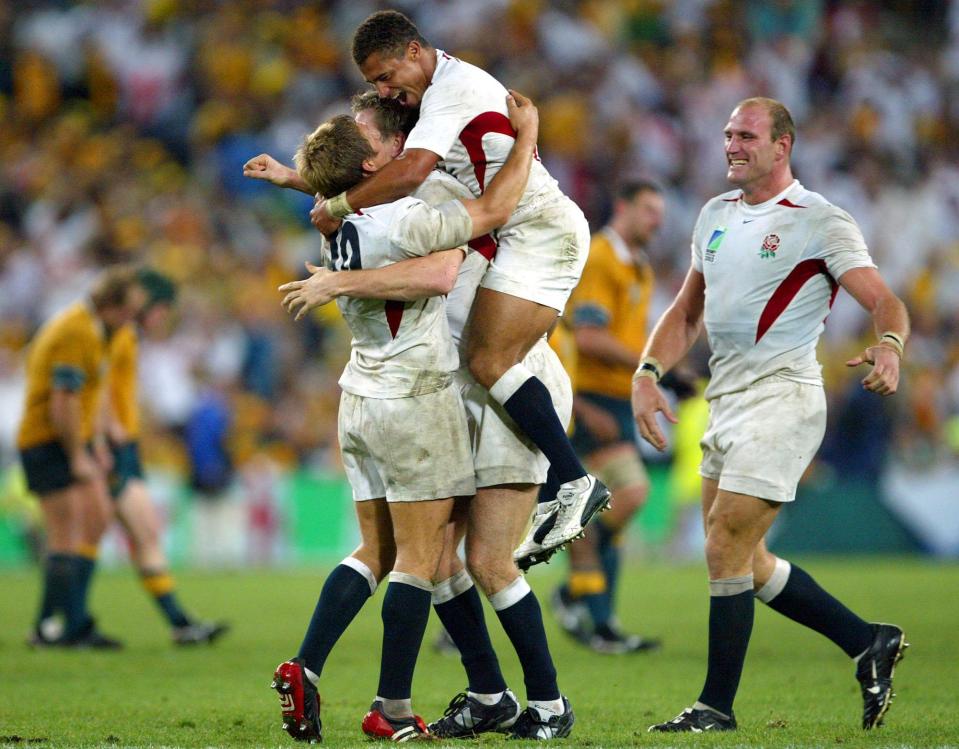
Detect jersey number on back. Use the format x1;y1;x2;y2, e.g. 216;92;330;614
329;223;362;271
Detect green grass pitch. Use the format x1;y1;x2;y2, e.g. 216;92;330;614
1;557;956;748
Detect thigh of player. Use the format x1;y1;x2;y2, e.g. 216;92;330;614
701;377;827;504
462;340;573;489
481;195;591;313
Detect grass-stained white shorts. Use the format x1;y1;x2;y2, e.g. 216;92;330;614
339;385;476;502
699;375;827;503
480;192;590;312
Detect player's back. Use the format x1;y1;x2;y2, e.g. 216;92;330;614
18;302;107;449
330;196;459;399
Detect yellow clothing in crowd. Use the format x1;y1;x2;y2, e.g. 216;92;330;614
108;323;140;439
568;228;654;399
17;302;108;450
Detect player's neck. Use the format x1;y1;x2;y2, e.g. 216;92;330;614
422;47;438;84
740;169;794;205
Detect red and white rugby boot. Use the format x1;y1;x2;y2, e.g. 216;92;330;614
272;658;322;742
361;700;429;742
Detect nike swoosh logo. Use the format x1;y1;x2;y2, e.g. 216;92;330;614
743;219;756;223
866;685;881;694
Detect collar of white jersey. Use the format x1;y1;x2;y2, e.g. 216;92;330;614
601;226;633;264
434;49;452;76
736;179;802;216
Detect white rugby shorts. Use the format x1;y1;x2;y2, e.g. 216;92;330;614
338;385;476;502
699;374;827;503
458;338;573;488
480;193;590;312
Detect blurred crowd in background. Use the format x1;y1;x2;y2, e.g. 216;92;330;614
1;0;958;562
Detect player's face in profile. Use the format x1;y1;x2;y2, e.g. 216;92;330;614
623;191;665;246
355;109;404;171
360;43;429;108
723;105;778;188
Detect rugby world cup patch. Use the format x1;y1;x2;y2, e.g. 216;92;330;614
705;227;726;263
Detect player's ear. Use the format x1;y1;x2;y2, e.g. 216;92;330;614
408;41;420;61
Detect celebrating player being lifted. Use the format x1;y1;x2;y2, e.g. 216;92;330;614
250;91;559;741
275;94;577;740
632;97;910;732
306;10;608;560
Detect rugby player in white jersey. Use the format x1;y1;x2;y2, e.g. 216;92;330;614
284;144;577;742
257;93;576;741
301;11;609;564
631;97;910;732
249;92;565;741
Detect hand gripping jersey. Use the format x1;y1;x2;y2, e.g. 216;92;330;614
692;180;876;401
329;172;473;398
404;50;561;207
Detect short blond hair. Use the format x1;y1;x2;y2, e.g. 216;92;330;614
735;97;796;149
294;115;374;198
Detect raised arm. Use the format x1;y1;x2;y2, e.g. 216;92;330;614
243;153;314;195
839;266;910;396
631;266;706;451
457;90;538;238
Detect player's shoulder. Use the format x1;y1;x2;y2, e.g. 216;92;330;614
703;188;742;212
413;170;473;206
587;231;619;265
426;49;504;100
351;197;422;226
792;185;859;225
55;302;97;337
110;323;138;353
695;189;742;226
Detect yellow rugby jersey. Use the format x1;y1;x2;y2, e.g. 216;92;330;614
17;302;108;450
569;227;654;399
547;317;579;393
108;323;140;439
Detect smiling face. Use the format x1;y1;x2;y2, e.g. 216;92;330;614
359;42;432;108
723;103;793;201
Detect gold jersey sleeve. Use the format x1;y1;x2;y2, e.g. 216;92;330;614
547;317;578;394
17;303;108;449
568;233;654;399
107;323;140;439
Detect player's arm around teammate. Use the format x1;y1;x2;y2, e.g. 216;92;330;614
279;90;539;319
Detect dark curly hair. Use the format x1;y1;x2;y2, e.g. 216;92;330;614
351;10;430;67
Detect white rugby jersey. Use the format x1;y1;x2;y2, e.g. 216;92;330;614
404;50;560;206
692;180;876;400
402;171;496;355
329;172;473;398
